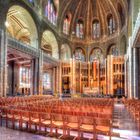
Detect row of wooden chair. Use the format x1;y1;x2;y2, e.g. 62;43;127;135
0;97;114;139
0;95;54;107
124;99;140;134
1;108;112;140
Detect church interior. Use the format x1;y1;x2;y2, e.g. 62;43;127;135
0;0;140;139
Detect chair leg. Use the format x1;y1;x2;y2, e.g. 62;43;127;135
94;132;96;140
29;122;31;131
77;130;80;140
12;120;14;129
6;119;8;127
39;124;41;132
35;125;37;131
50;125;53;135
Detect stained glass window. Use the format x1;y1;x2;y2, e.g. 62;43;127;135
93;20;100;39
76;19;84;39
63;15;71;35
19;67;31;88
74;48;85;61
90;48;104;64
45;0;57;25
109;45;119;56
108;15;115;35
43;73;51;90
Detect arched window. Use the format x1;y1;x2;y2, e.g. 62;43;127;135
74;48;85;61
109;45;119;56
90;48;104;64
43;73;51;90
19;67;31;88
92;20;100;39
76;19;84;39
118;3;125;28
45;0;57;25
107;15;115;35
63;14;71;35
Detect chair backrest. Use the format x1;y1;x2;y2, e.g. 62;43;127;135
81;116;94;126
51;113;64;122
95;118;112;129
40;112;51;121
66;115;80;124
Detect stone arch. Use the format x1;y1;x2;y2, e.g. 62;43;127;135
6;5;38;48
41;30;59;59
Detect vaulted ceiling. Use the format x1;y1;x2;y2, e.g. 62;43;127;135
59;0;128;40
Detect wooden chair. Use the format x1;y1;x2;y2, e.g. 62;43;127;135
0;107;7;126
80;116;96;140
6;109;14;128
20;110;30;130
39;112;51;133
13;109;20;129
65;115;80;139
95;118;112;140
29;111;40;131
51;113;66;136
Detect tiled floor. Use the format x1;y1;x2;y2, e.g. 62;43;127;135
0;103;140;140
0;126;57;140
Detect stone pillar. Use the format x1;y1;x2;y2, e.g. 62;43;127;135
0;29;7;97
13;62;20;95
88;61;90;87
133;48;138;99
72;59;76;93
30;58;39;95
58;62;62;95
105;59;107;94
38;50;43;95
56;66;59;95
128;47;133;99
124;56;128;97
52;67;56;94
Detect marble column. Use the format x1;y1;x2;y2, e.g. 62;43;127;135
124;56;128;97
128;46;133;99
0;29;7;97
59;62;62;94
38;50;43;95
88;61;90;87
133;48;138;99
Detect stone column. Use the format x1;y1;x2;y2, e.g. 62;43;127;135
105;59;107;94
52;67;56;94
30;58;39;95
128;46;133;99
38;50;43;95
56;66;59;95
59;62;62;95
124;56;128;97
0;29;7;97
133;48;138;99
